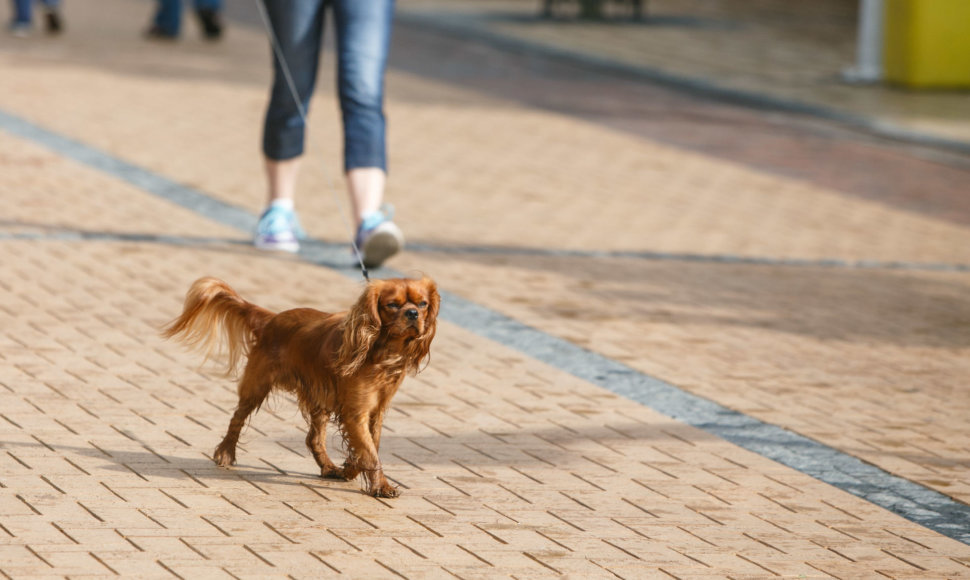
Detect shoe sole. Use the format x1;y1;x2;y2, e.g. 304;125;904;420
254;237;299;253
361;224;404;269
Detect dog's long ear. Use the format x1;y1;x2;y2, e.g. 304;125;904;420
409;277;439;374
337;281;383;376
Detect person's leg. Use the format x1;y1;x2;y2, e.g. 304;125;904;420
11;0;31;26
257;0;326;252
40;0;62;34
150;0;182;37
334;0;394;221
265;157;301;205
262;0;326;178
346;168;385;225
334;0;400;267
194;0;222;40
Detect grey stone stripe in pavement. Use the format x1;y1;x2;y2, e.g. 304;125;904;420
2;108;969;545
405;242;970;273
0;110;258;234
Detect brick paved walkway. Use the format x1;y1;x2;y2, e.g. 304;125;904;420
1;0;970;577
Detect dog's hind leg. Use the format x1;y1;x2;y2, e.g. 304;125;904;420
305;408;342;479
213;369;272;468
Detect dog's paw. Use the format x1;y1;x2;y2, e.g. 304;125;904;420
212;445;236;468
320;465;348;480
340;460;361;481
371;483;400;498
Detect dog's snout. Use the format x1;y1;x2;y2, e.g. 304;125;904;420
405;308;419;321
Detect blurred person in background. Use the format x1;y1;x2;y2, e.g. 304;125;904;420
146;0;223;41
8;0;62;36
255;0;403;269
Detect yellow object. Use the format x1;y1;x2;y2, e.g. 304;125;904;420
883;0;970;88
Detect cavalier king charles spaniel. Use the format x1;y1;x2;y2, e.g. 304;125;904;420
163;276;439;497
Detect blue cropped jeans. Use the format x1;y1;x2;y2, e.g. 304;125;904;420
261;0;394;172
152;0;222;36
11;0;59;25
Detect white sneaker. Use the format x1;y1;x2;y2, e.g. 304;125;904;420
253;205;305;253
9;22;31;37
355;205;404;269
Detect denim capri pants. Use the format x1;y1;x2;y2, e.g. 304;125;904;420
261;0;394;172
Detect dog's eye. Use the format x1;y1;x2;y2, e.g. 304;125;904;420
385;303;401;311
418;301;428;308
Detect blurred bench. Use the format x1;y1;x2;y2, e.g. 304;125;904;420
541;0;645;20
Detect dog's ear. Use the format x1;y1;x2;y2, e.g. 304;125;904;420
409;277;439;374
337;281;383;376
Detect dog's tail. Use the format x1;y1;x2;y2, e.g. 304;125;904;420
162;277;275;377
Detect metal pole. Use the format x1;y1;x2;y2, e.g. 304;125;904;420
843;0;884;83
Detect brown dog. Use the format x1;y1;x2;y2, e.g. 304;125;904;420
163;276;439;497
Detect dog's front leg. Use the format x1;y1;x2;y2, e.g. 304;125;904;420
370;409;387;452
341;415;398;498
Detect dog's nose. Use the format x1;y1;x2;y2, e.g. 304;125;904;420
405;308;419;321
